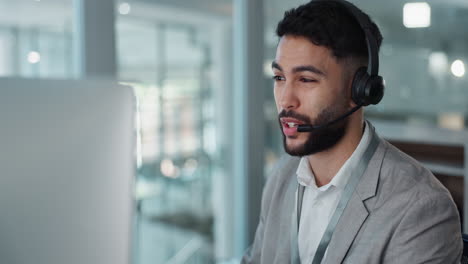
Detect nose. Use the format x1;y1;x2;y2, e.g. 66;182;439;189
278;81;299;111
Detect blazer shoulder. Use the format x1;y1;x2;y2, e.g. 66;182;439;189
264;154;300;195
377;140;453;202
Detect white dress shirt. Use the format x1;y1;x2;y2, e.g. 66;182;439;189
296;121;371;264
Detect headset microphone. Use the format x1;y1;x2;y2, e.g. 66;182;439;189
296;104;362;132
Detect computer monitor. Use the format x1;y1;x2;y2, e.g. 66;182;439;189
0;78;136;264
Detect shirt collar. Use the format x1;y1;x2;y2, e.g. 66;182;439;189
296;121;371;190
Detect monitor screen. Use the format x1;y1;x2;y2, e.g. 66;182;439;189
0;78;136;264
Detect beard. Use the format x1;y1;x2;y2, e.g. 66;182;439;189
279;101;349;157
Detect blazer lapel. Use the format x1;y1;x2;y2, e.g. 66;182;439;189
323;192;369;264
324;137;387;264
289;177;300;264
274;156;301;264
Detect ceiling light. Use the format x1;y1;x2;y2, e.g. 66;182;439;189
451;60;465;78
119;3;131;15
403;2;431;28
27;51;41;64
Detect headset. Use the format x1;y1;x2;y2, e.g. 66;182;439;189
333;0;385;106
297;0;385;132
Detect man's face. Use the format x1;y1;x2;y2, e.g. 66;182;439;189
272;35;352;156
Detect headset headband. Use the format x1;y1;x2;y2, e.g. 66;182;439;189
316;0;379;76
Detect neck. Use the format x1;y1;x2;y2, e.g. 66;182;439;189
307;114;364;187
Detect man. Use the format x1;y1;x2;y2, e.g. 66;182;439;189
242;1;462;263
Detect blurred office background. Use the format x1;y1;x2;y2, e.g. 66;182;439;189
1;0;468;263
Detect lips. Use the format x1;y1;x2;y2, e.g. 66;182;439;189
280;118;304;136
280;118;304;126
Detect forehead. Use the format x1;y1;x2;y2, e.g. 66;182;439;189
274;35;337;71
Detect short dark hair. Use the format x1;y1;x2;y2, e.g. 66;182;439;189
276;0;383;63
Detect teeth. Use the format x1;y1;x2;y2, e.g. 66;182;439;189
287;122;296;128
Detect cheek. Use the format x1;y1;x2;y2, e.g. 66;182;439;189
273;87;281;111
301;85;335;113
300;87;323;107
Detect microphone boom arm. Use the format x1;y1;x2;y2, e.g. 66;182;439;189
297;104;363;132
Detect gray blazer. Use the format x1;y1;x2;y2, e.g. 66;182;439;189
242;133;462;263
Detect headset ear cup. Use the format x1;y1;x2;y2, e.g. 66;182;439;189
351;67;368;106
366;75;385;105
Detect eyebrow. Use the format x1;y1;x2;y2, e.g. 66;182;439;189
271;61;283;71
271;61;326;76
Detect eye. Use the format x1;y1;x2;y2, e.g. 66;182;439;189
300;77;317;83
272;75;285;81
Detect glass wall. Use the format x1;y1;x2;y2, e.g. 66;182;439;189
0;0;74;78
362;0;468;130
116;1;232;263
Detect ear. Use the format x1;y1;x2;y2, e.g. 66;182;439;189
340;59;359;108
346;74;357;108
